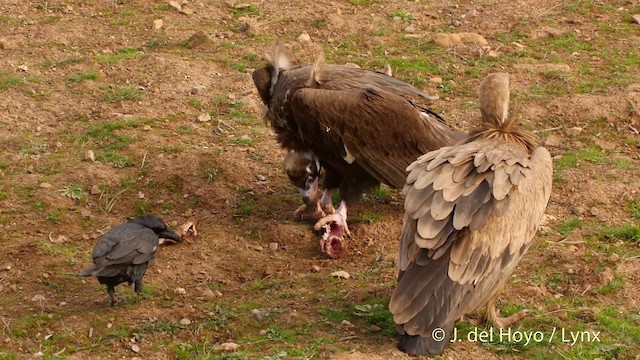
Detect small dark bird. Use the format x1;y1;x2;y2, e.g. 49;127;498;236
79;214;181;306
389;73;553;356
253;42;464;257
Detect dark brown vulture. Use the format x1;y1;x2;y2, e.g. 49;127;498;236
252;43;464;258
79;214;181;306
389;73;553;356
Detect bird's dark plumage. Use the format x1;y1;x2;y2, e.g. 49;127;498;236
253;43;464;257
79;214;181;306
389;73;553;356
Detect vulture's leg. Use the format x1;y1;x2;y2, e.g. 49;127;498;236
314;200;351;238
107;285;116;306
318;189;335;215
486;294;529;329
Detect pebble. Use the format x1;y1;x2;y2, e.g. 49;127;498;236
197;113;211;122
297;32;311;43
174;287;186;295
331;270;351;279
486;50;499;58
137;192;145;199
42;273;49;279
589;207;600;217
84;150;95;162
81;209;91;219
107;322;113;329
131;344;140;353
143;125;152;131
216;342;240;352
0;38;16;50
153;19;163;30
202;288;215;298
310;265;321;273
18;64;28;72
191;85;207;95
40;183;53;189
90;185;101;195
429;76;443;84
268;242;278;250
251;308;267;321
179;318;191;326
572;206;586;216
632;14;640;24
341;320;355;328
256;174;266;182
259;329;267;335
168;1;182;11
370;325;382;332
566;127;583;136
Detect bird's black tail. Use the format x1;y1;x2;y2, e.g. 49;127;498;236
397;323;453;357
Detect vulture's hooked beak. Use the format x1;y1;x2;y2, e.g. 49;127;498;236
299;176;319;204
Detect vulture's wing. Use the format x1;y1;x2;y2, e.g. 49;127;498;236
291;87;462;188
389;138;552;345
92;223;159;268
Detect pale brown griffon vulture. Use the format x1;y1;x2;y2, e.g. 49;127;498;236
389;73;553;356
252;43;464;258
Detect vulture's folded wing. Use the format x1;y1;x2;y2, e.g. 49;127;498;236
92;224;159;267
291;87;462;188
390;139;552;338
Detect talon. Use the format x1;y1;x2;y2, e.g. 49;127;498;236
486;297;529;329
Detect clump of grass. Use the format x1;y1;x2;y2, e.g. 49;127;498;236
187;98;203;110
96;48;144;64
104;86;145;102
348;0;380;5
68;70;98;83
601;225;640;242
100;151;134;168
38;57;84;69
230;4;258;16
0;74;23;90
230;137;254;147
58;184;87;200
553;146;607;171
553;218;582;236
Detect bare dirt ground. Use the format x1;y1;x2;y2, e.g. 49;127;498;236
0;0;639;359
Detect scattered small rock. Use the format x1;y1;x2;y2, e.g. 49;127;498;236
540;213;557;226
331;270;351;279
0;38;16;50
197;113;212;122
32;294;46;302
259;329;267;335
84;150;95;162
251;308;267;321
297;32;311;43
589;207;600;217
179;318;192;326
80;209;91;219
344;62;360;68
486;50;499;58
137;191;145;199
632;14;640;25
202;288;215;298
341;320;355;328
216;342;240;352
174;287;186;295
253;245;263;251
598;267;614;285
256;174;267;182
107;322;113;329
179;7;194;15
572;206;586;216
567;245;579;252
153;19;163;30
18;64;28;72
59;301;67;306
268;242;278;250
566;126;583;136
429;76;443;84
40;183;53;189
430;32;487;48
142;125;152;131
90;185;101;195
131;344;140;353
191;85;207;95
403;24;415;33
310;265;321;273
42;273;50;279
168;1;182;11
370;325;382;332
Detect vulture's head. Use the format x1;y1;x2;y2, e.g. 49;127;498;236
132;214;182;243
252;40;292;105
284;151;321;204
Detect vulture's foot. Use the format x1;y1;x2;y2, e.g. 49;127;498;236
293;202;326;221
318;192;335;215
486;297;529;329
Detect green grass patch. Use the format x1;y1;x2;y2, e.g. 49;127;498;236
104;86;145;102
68;70;98;83
601;225;640;242
58;184;87;200
96;48;144;64
187;98;204;110
0;74;23;90
553;146;607;171
553;218;582;236
230;4;258;16
38;56;84;69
